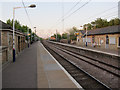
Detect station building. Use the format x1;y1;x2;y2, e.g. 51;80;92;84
76;25;120;50
0;20;27;64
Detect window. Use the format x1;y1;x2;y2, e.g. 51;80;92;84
109;37;116;44
87;38;91;43
83;38;85;42
100;39;104;44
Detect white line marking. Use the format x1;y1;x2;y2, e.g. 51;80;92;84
40;42;83;89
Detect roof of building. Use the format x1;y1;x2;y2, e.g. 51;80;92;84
0;20;26;35
0;20;12;29
79;25;120;36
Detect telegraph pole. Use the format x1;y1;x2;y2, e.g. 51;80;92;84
85;26;88;47
56;30;57;42
62;0;64;32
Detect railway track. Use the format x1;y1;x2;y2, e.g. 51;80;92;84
49;41;120;69
54;45;120;77
57;45;120;70
47;41;120;77
42;41;111;90
45;41;120;88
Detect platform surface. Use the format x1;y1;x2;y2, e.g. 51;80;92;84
37;42;79;88
2;41;79;88
49;41;120;57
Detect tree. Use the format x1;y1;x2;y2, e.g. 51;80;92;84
62;33;68;39
32;33;35;41
7;19;21;31
15;20;21;30
7;19;12;26
6;19;35;41
67;27;78;40
83;23;92;30
53;33;61;41
21;25;28;32
82;18;120;30
29;29;32;33
91;21;96;29
109;19;114;26
91;21;95;25
109;18;120;26
103;19;109;27
72;26;78;31
114;18;120;25
6;19;31;33
95;18;105;28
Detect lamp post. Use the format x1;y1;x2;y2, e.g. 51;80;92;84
80;25;88;46
85;26;88;47
13;4;36;62
34;27;36;41
34;27;36;34
92;24;96;29
27;28;30;48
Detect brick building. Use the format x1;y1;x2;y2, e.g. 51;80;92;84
76;25;120;50
0;20;27;64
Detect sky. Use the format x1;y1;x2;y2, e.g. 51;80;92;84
0;0;120;38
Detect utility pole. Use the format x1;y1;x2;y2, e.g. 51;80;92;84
13;8;15;62
85;26;88;47
27;28;29;48
56;30;57;42
35;29;36;35
62;0;64;32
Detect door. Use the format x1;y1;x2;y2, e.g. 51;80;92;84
118;37;120;47
106;35;109;48
18;36;20;52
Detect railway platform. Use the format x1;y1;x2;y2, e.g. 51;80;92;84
37;41;81;88
48;41;120;57
75;44;120;56
2;41;81;88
